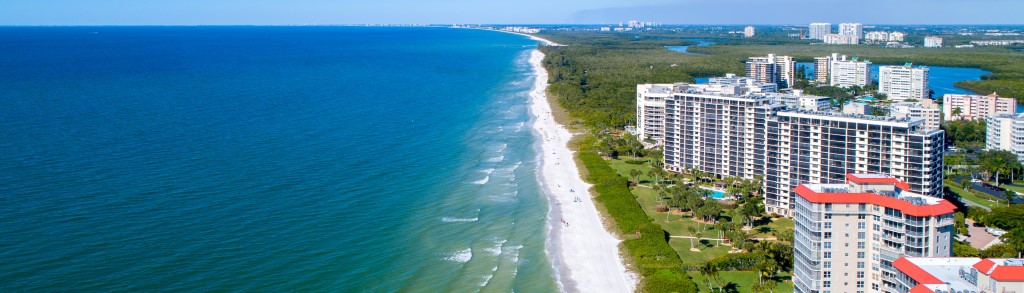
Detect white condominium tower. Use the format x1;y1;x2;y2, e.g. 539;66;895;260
985;113;1024;162
879;64;930;102
744;26;756;37
829;54;871;88
764;110;945;216
792;174;955;293
809;23;831;40
839;23;863;43
942;92;1017;121
746;54;796;89
636;83;674;145
661;83;785;179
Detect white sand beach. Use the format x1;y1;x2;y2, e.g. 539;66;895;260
527;47;636;292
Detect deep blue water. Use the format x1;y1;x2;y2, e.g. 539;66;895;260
0;26;556;292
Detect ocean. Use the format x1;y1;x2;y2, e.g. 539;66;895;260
0;26;558;292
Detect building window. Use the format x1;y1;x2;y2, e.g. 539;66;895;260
872;284;879;290
858;242;866;249
857;271;864;278
824;261;832;268
858;214;866;219
824;252;832;258
858;222;866;229
857;262;865;269
825;242;832;249
858;252;865;259
825;232;832;239
824;271;831;278
858;232;866;239
825;214;833;219
825;222;832;229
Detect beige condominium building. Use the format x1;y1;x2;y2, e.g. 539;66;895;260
891;99;941;131
747;54;796;89
880;65;930;102
891;257;1024;293
942;92;1016;121
764;110;945;216
792;174;956;293
661;83;785;180
814;53;871;87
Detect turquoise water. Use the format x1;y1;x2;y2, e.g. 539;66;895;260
699;187;729;199
0;27;557;292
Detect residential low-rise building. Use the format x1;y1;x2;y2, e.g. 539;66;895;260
942;92;1016;121
924;36;943;48
744;26;755;37
824;33;859;45
889;32;906;42
792;174;956;293
865;31;889;43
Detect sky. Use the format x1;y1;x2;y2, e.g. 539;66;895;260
0;0;1021;25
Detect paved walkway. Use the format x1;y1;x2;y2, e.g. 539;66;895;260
965;219;998;250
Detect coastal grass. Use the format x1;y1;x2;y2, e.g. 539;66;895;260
687;271;795;293
578;149;698;292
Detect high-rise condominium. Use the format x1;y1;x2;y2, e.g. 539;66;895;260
879;65;930;102
746;54;795;89
792;174;955;293
809;23;831;40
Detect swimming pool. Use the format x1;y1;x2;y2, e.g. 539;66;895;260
700;187;731;199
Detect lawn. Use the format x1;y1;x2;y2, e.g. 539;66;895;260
944;180;1004;210
687;271;795;293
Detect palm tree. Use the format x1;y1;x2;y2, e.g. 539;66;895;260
694;231;703;250
1004;190;1018;206
961;179;970;190
699;261;721;292
687;226;697;250
629;169;642;184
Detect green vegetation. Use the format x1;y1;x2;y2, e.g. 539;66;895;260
944;180;1003;210
942;119;986;149
977;150;1023;185
577;138;697;292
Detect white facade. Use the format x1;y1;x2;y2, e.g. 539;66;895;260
809;23;832;40
889;32;906;42
814;56;832;84
708;73;778;93
839;23;863;43
823;33;859;45
891;99;941;130
744;26;755;37
792;174;956;293
879;65;930;102
985;113;1024;161
764;111;945;216
942;92;1017;121
746;54;795;89
636;83;675;145
924;36;943;48
829;54;872;87
865;31;889;43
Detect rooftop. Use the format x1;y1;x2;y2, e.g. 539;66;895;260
894;257;980;293
795;174;955;217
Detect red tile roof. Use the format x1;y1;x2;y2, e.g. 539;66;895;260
974;258;1024;281
893;257;943;285
793;185;957;217
908;284;935;293
846;174;911;190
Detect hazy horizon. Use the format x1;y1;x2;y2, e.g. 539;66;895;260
2;0;1021;26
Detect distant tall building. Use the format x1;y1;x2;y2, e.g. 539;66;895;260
879;65;930;102
943;92;1017;121
746;54;795;89
838;23;863;43
792;174;956;293
744;26;756;38
829;54;871;87
809;23;831;40
924;36;943;48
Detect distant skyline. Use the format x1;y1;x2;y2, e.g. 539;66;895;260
1;0;1022;25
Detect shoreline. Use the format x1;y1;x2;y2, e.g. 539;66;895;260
525;40;636;292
